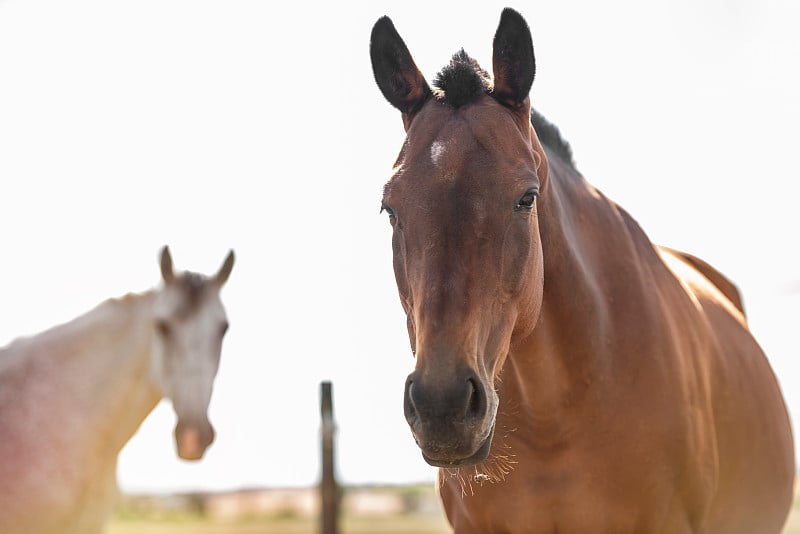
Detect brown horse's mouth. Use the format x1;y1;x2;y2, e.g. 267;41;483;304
420;424;495;468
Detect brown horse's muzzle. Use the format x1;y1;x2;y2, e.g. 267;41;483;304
404;367;496;467
174;419;215;461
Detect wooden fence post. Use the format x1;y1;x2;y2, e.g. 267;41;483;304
320;381;339;534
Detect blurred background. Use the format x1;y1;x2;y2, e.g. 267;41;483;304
0;0;798;531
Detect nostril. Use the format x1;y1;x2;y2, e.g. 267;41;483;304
404;379;418;423
466;378;484;423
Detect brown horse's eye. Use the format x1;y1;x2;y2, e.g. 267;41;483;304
380;202;396;220
515;190;539;211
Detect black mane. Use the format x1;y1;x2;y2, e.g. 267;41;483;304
433;51;575;169
530;109;574;168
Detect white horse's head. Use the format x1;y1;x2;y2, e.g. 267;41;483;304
150;246;234;460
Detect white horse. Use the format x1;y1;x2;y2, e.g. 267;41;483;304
0;246;234;533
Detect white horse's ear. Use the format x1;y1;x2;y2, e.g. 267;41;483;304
160;246;175;284
215;250;235;286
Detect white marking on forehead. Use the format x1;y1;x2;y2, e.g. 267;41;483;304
430;140;446;166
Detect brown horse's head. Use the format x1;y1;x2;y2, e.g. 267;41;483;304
371;9;548;467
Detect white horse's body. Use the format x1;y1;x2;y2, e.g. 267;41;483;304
0;248;233;534
0;294;159;533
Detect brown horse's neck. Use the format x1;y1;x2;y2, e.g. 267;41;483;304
502;149;659;444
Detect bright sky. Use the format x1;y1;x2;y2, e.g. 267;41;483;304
0;0;798;494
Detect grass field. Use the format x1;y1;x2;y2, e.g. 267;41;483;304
784;500;800;534
107;514;451;534
108;500;800;534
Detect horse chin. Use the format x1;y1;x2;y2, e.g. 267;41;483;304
420;425;495;468
176;432;207;461
174;423;214;461
177;443;207;461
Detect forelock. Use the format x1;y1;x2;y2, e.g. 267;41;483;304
432;49;492;109
170;272;213;318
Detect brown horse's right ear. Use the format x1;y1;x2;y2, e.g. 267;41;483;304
491;8;536;109
370;16;432;127
160;246;175;285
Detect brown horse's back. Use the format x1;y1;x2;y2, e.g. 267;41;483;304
660;246;746;317
659;249;795;533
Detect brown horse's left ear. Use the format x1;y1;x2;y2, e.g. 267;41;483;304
491;8;536;108
160;246;175;285
370;16;432;127
215;250;235;286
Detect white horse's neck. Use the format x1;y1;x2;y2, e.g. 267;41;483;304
57;291;163;460
0;290;164;532
4;292;164;464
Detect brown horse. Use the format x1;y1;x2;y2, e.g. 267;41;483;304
0;247;233;534
370;9;794;533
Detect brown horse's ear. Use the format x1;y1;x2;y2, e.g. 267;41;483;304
370;16;432;125
491;8;535;108
160;246;175;285
215;250;235;287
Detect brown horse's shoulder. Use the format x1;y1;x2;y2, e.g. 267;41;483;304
657;246;746;319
